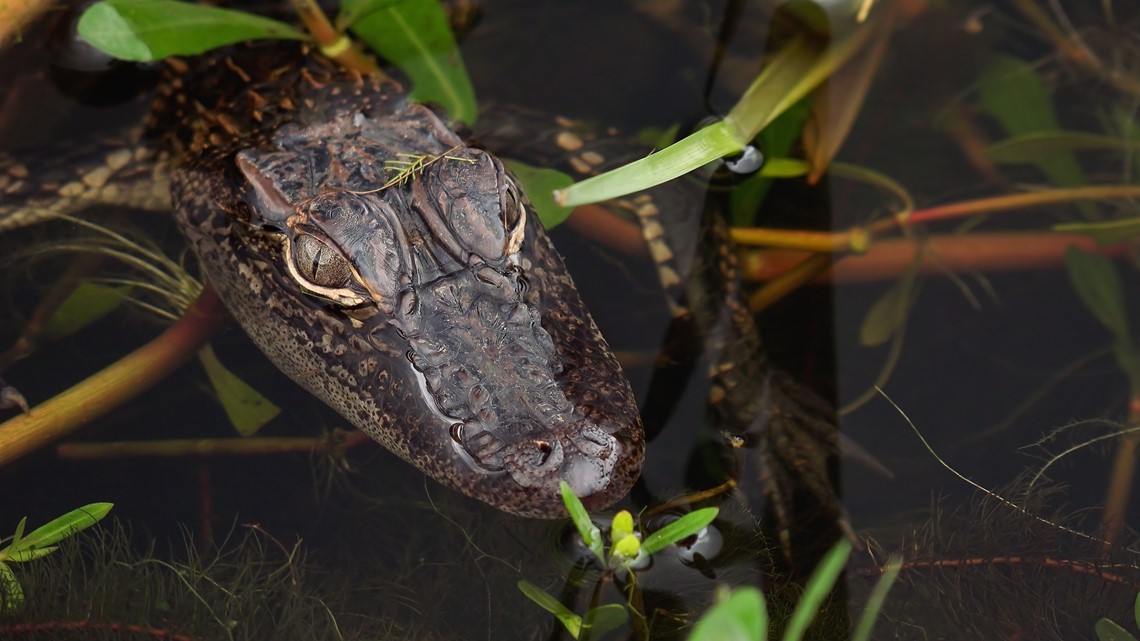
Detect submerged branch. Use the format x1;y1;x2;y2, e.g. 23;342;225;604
0;286;224;468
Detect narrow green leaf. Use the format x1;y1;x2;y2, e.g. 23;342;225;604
77;0;305;62
851;555;901;641
687;588;767;641
336;0;409;31
582;604;628;639
42;283;129;340
859;266;916;347
0;563;24;614
517;580;582;639
9;503;112;555
782;539;852;641
1064;247;1130;341
987;131;1140;164
197;344;281;437
1095;618;1138;641
557;121;741;207
6;546;58;563
10;517;27;550
350;0;476;124
641;507;718;556
559;482;604;562
758;157;810;178
1054;217;1140;246
504;160;575;229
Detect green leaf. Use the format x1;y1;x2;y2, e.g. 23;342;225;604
0;563;24;614
1133;591;1140;629
582;604;628;639
559;481;604;563
782;539;852;641
8;504;112;557
42;283;129;340
987;131;1140;164
978;56;1088;196
5;546;59;563
9;517;27;550
859;266;917;347
504;160;575;229
517;580;582;639
197;344;281;437
1054;217;1140;246
687;587;767;641
557;120;742;207
350;0;476;124
851;555;901;641
1064;247;1130;341
641;507;718;556
77;0;306;62
1095;618;1138;641
336;0;409;31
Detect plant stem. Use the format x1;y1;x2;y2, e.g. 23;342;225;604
290;0;383;76
1100;393;1140;552
0;286;224;468
56;431;370;459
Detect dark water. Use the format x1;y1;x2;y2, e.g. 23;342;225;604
2;1;1140;640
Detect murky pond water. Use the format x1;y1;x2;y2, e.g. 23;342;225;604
2;1;1140;640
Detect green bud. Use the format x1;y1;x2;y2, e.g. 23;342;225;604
611;510;634;545
612;533;641;559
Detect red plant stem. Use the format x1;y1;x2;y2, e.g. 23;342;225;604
0;286;225;468
0;620;196;640
741;232;1119;283
877;555;1140;590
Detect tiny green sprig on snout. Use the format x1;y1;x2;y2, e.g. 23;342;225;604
559;480;718;571
517;482;719;639
0;503;114;613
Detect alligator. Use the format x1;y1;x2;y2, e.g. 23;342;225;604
0;37;842;533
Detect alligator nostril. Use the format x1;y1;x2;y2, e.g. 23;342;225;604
534;439;553;465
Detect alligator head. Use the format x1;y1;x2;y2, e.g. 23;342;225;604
168;68;643;517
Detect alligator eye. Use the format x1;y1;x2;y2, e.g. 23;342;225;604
503;181;523;228
293;234;352;288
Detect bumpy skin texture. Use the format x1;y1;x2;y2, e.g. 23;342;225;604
160;45;642;517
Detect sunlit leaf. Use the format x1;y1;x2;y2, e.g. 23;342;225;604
8;504;112;556
641;507;718;556
77;0;305;62
559;481;604;563
582;604;628;639
1095;618;1137;641
504;160;575;229
350;0;476;124
1054;217;1140;246
859;265;917;346
1064;246;1129;340
197;344;280;437
518;580;582;639
0;563;23;614
851;555;901;641
687;587;766;641
978;56;1088;196
41;283;129;340
783;539;852;641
